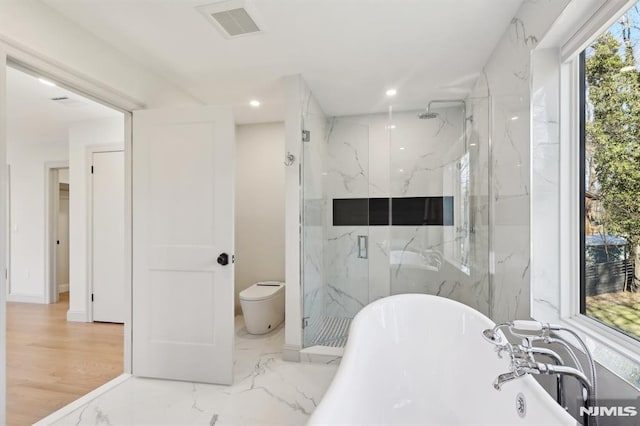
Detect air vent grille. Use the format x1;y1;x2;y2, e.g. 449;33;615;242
211;8;259;36
197;0;264;39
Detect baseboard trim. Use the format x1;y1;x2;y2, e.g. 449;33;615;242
300;345;343;365
33;373;131;425
282;344;301;362
58;283;69;293
66;309;89;322
7;294;45;304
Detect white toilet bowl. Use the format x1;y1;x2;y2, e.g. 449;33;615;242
239;281;285;334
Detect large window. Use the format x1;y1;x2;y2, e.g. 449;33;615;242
581;5;640;340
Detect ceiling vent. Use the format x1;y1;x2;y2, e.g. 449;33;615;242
50;96;85;107
197;0;264;39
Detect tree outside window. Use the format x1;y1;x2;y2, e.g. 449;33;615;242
583;5;640;339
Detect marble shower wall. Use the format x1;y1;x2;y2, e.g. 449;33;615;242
324;118;370;319
319;108;491;320
469;0;572;323
387;108;462;297
530;48;562;321
388;106;491;316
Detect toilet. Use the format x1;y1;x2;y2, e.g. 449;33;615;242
239;281;285;334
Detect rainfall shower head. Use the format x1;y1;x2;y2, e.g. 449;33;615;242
417;111;439;119
418;99;465;120
418;99;469;152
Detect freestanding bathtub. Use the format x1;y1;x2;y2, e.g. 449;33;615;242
308;294;578;425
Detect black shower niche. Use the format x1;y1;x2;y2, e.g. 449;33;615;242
332;197;453;226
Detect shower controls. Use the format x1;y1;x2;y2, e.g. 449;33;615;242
284;152;295;166
358;235;368;259
217;253;229;266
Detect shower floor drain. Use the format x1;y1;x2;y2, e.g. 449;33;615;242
308;316;351;347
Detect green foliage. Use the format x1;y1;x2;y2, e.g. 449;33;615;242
585;32;640;253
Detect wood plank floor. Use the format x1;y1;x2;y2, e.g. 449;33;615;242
7;292;124;426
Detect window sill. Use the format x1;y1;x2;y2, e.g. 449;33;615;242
560;314;640;390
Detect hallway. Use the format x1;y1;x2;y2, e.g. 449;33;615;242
7;293;123;425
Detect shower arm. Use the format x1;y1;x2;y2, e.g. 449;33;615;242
424;99;467;153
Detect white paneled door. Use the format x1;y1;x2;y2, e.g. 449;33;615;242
92;151;125;323
132;106;235;385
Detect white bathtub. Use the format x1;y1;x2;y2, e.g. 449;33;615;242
308;294;578;426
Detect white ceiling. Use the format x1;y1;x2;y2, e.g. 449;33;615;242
39;0;524;123
7;66;122;144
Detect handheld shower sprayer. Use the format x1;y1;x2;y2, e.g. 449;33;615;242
482;319;598;425
482;320;555;344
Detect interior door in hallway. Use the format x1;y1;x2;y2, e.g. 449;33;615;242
56;181;69;293
132;106;235;385
92;150;125;323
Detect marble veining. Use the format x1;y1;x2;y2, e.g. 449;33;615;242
510;17;539;47
468;0;571;323
46;317;337;426
303;105;493;347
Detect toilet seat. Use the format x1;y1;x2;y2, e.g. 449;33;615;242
240;281;284;302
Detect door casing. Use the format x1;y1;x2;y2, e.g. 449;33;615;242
0;38;142;424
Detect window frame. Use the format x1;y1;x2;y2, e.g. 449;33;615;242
558;11;640;370
579;49;587;317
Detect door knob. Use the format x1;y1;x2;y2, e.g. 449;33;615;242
217;253;229;266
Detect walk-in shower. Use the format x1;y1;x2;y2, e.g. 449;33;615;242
300;98;491;353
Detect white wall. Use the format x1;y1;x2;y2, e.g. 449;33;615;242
235;122;285;312
67;117;124;321
7;139;67;302
0;0;198;109
58;168;69;183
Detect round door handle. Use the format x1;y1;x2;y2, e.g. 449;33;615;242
217;253;229;266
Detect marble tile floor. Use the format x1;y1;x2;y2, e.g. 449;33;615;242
42;317;338;426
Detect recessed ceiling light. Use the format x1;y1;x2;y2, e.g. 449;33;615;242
250;99;260;107
386;89;397;97
38;78;56;87
511;116;519;121
398;168;404;173
399;147;405;150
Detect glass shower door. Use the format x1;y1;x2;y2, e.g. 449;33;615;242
301;112;328;348
302;114;370;348
388;99;490;316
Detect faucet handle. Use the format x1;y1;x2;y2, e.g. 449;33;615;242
495;345;506;358
495;342;515;359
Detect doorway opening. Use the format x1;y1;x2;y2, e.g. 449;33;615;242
48;166;69;304
5;63;127;425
